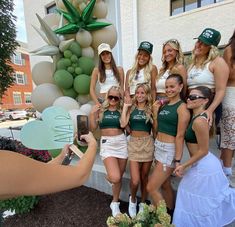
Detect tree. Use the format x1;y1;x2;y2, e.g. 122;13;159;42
0;0;19;98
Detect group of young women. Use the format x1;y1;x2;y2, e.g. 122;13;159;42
89;28;235;226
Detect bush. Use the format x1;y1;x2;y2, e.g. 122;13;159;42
0;137;52;214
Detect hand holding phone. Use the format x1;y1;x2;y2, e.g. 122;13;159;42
77;115;89;146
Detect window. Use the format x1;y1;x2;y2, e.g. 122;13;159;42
171;0;224;15
24;93;32;104
12;52;23;65
46;3;57;14
13;72;25;85
13;92;22;105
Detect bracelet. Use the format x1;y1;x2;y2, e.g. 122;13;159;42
173;159;181;163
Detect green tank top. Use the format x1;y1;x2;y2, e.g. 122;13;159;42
99;110;121;129
129;108;152;133
185;113;207;143
157;100;183;137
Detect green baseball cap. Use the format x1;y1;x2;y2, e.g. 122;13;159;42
138;41;153;54
195;28;221;47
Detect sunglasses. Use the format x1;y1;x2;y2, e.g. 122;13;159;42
135;70;140;80
187;95;207;101
108;95;120;102
163;39;179;46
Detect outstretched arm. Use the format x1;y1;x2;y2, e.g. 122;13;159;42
0;132;97;199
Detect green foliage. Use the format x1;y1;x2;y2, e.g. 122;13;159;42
107;201;174;227
0;196;39;214
0;0;19;98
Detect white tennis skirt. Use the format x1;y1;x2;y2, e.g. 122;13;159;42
100;134;128;160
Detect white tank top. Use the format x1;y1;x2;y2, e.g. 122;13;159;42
99;69;119;93
187;62;215;89
156;70;169;94
129;68;148;95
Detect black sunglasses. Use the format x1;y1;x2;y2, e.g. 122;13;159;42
187;95;207;101
108;95;120;102
135;70;140;80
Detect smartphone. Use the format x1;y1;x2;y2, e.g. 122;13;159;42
62;149;74;165
77;115;89;146
97;97;105;104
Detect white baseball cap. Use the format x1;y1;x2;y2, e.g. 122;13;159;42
98;43;112;55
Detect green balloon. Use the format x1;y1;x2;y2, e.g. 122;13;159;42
57;58;72;70
67;66;75;73
54;69;74;89
69;41;82;57
64;50;73;58
72;63;78;68
78;57;95;75
71;54;78;63
75;67;83;75
62;88;78;99
73;74;91;94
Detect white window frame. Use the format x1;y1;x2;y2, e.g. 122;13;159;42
24;92;32;104
12;52;23;65
13;92;22;105
14;72;25;85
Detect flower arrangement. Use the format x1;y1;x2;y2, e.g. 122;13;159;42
0;137;51;214
107;200;174;227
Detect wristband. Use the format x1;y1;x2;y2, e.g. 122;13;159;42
173;159;181;163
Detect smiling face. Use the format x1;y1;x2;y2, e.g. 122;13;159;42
163;44;178;64
107;88;120;107
186;89;208;110
194;40;211;58
100;51;112;64
137;50;150;67
135;86;147;104
165;77;183;99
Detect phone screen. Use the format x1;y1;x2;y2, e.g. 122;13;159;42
77;115;89;146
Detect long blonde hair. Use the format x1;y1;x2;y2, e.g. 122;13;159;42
189;45;220;70
131;83;153;124
128;52;153;86
158;39;184;79
98;86;123;122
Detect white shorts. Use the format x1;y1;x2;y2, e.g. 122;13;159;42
154;139;175;168
100;134;128;160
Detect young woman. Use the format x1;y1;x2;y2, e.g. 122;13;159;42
187;28;229;126
173;86;235;226
0;133;97;200
90;43;125;105
220;30;235;186
125;41;157;100
121;83;155;218
89;86;127;217
147;74;190;217
156;39;187;100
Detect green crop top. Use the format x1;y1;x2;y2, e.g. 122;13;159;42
99;110;121;129
157;100;183;137
185;113;207;144
129;108;152;133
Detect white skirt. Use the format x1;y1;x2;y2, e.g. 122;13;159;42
173;152;235;227
100;134;128;160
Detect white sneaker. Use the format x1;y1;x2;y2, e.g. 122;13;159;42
138;202;145;214
110;201;120;217
128;196;137;218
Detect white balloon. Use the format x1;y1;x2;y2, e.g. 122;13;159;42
31;83;63;113
93;1;108;19
82;46;94;58
76;94;91;105
42;13;61;29
69;109;87;132
32;61;55;85
80;103;92;115
53;96;80;111
76;30;92;48
91;19;117;49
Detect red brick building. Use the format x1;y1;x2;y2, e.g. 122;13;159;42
1;41;33;110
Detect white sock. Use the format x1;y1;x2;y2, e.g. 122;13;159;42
223;167;232;176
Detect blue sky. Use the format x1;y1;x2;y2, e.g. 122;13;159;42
14;0;27;42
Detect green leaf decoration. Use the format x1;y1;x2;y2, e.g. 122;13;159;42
55;0;111;35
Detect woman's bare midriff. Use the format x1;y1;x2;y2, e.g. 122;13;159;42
156;132;175;143
100;128;123;136
131;130;150;137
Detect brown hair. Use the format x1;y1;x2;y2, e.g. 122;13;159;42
226;29;235;68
